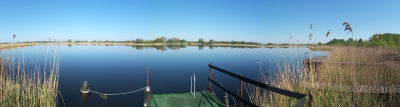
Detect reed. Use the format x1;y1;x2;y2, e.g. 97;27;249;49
247;46;399;106
342;22;354;38
0;55;60;107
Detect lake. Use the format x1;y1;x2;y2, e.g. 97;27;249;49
1;44;327;106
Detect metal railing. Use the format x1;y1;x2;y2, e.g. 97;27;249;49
208;63;312;107
190;72;196;98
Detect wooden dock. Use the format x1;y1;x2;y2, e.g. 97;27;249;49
149;90;224;107
143;64;310;107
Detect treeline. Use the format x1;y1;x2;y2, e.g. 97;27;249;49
326;33;400;49
72;37;262;45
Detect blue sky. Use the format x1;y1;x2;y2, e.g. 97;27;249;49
0;0;399;44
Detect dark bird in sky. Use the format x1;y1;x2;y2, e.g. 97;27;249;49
12;34;16;39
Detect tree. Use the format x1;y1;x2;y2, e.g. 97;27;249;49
266;43;274;45
198;38;204;44
179;39;186;44
326;38;345;45
136;38;144;43
67;39;72;42
154;38;162;43
154;36;167;43
326;33;400;49
171;37;180;43
166;39;173;43
209;39;214;44
160;36;167;43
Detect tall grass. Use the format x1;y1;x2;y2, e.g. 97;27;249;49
247;46;399;106
0;54;60;106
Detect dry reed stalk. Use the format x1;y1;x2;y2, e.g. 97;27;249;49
326;29;331;38
247;46;400;106
0;54;60;107
342;22;354;38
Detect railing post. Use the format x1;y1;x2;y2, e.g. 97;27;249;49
308;89;313;107
240;77;243;107
147;66;149;88
146;66;150;92
209;62;212;91
144;66;151;107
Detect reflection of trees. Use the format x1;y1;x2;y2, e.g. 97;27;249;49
105;44;115;47
132;45;144;50
126;45;262;51
131;45;169;51
167;45;180;50
153;45;167;51
68;44;72;47
228;46;260;49
209;45;214;49
198;45;204;50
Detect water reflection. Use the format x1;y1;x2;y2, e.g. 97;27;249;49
66;44;268;51
124;45;266;51
80;93;89;102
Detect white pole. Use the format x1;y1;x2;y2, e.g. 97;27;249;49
194;73;195;98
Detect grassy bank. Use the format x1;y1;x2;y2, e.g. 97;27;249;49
0;56;60;106
247;46;400;106
0;43;37;50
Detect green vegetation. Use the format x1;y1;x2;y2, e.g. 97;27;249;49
326;33;400;49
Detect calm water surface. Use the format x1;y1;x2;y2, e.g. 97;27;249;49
1;45;327;106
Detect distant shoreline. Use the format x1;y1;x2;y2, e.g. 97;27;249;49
0;42;311;50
